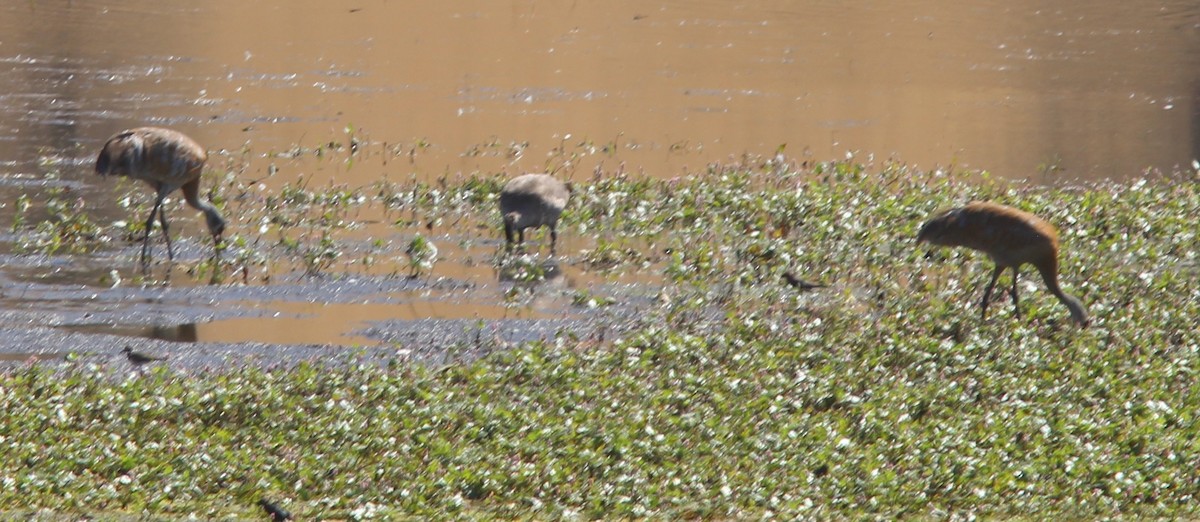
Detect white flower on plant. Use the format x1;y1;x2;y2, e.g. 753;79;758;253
405;233;438;277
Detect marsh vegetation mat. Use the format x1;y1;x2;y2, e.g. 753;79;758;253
3;158;1200;519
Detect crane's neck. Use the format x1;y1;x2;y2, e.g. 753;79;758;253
1037;265;1090;326
187;194;218;216
181;179;226;242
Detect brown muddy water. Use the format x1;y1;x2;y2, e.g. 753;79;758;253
1;0;1199;364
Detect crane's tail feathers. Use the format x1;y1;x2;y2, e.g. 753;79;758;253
95;150;109;175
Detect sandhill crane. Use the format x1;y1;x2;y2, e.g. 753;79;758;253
95;127;225;266
917;201;1090;326
499;173;570;253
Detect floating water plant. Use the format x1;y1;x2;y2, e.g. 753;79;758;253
5;139;1200;519
405;233;438;278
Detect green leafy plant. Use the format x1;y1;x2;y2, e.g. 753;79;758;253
14;187;107;255
6;139;1200;520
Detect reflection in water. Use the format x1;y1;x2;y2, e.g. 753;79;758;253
58;317;372;346
497;257;564;284
496;256;581;314
58;323;199;343
153;322;198;343
0;353;64;363
54;298;558;347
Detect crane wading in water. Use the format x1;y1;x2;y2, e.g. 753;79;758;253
95;127;225;266
499;173;570;253
917;201;1089;326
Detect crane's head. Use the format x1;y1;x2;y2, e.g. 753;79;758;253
915;207;962;247
205;211;226;248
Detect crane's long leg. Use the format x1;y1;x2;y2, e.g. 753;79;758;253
159;207;174;261
550;224;558;255
211;231;222;261
141;197;164;267
504;222;516;250
1010;266;1021;318
980;265;1004;321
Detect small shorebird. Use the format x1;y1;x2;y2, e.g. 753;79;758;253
121;346;166;368
95;127;226;266
499;174;570;253
258;498;293;521
917;201;1089;326
781;271;827;292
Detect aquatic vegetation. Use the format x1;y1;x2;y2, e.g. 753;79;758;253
570;288;616;308
579;236;647;271
495;254;550;283
13;188;108;256
5;149;1200;519
280;230;342;278
404;233;438;278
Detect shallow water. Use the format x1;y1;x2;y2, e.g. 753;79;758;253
4;0;1198;182
1;0;1198;355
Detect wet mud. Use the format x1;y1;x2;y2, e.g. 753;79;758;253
0;224;654;370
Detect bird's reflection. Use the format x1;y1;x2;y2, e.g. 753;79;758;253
56;322;200;343
495;256;571;313
497;256;562;284
146;322;199;343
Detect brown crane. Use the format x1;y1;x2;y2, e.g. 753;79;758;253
499;173;570;253
95;127;225;265
917;201;1090;326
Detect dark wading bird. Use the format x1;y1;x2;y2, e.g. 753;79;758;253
916;201;1090;326
121;345;166;368
258;498;293;521
95;127;225;266
782;271;827;292
499;173;570;253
